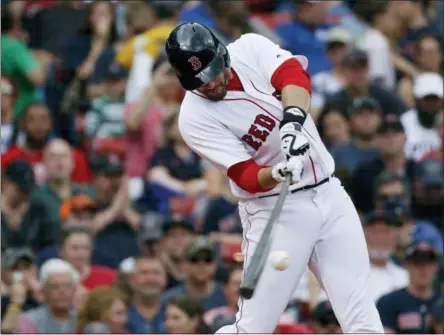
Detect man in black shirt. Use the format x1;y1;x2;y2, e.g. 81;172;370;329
377;240;440;334
351;114;414;213
321;48;408;119
1;160;59;253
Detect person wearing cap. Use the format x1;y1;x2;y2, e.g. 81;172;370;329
354;2;397;90
84;62;127;158
33;139;94;224
15;259;79;334
400;72;443;161
1;159;59;254
362;209;409;301
331;96;382;177
377;240;440;334
411;157;444;227
351;113;412;213
1;247;41;330
429;297;443;334
310;27;351;118
159;217;195;289
162;237;227;311
89;155;141;262
309;300;341;334
1;76;18;154
321;49;409;139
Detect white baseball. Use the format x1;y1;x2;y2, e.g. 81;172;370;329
268;250;290;271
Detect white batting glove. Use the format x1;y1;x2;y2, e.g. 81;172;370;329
280;123;310;160
272;157;305;184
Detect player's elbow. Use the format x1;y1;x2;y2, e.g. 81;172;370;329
227;159;271;194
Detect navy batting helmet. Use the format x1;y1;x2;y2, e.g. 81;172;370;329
165;22;230;91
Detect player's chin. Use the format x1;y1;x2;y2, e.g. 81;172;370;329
205;88;227;101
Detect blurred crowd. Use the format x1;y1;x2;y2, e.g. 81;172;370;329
1;0;443;334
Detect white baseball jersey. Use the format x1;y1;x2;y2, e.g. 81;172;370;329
400;108;441;161
179;33;335;200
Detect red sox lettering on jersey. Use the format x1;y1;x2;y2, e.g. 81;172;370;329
242;114;276;151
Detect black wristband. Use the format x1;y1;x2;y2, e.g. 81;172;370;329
280;106;308;129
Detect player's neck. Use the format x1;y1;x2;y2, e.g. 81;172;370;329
407;284;433;300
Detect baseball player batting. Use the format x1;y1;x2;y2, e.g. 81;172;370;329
165;22;384;334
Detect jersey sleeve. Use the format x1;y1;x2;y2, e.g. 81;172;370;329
178;107;251;173
241;33;308;84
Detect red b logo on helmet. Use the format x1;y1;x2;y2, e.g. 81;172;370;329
188;56;202;71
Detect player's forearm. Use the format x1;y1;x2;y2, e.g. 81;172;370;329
281;85;311;112
258;167;279;190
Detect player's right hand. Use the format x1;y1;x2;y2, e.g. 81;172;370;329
272;157;304;184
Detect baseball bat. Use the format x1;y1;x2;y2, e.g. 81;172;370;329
239;173;292;299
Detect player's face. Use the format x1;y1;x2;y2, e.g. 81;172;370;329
197;68;232;101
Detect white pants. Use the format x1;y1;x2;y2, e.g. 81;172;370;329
216;177;383;334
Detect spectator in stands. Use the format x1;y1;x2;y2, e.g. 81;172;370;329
374;174;444;268
310;300;341;334
1;103;92;184
1;76;17;154
59;226;116;291
421;109;444;162
85;62;127;158
275;1;331;76
159;217;195;289
377;240;440;334
355;1;398;91
59;194;98;227
148;112;207;214
64;1;117;86
331;97;382;178
125;55;181;178
134;212;164;259
317;109;350;150
90;155;141;263
77;286;128;334
393;0;441;62
24;1;86;60
127;256;167;334
203;264;242;331
362;210;409;301
162;237;227;311
430;297;443;334
411;157;443;228
1;6;46;118
351;114;411;213
33;139;94;224
165;296;213;334
1;160;59;253
1;248;41;324
400;73;443;161
321;48;408;120
17;259;79;333
398;34;443;107
179;0;281;47
311;27;351;120
117;1;178;103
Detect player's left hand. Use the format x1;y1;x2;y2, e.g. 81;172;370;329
280;122;310;160
272;157;304;184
